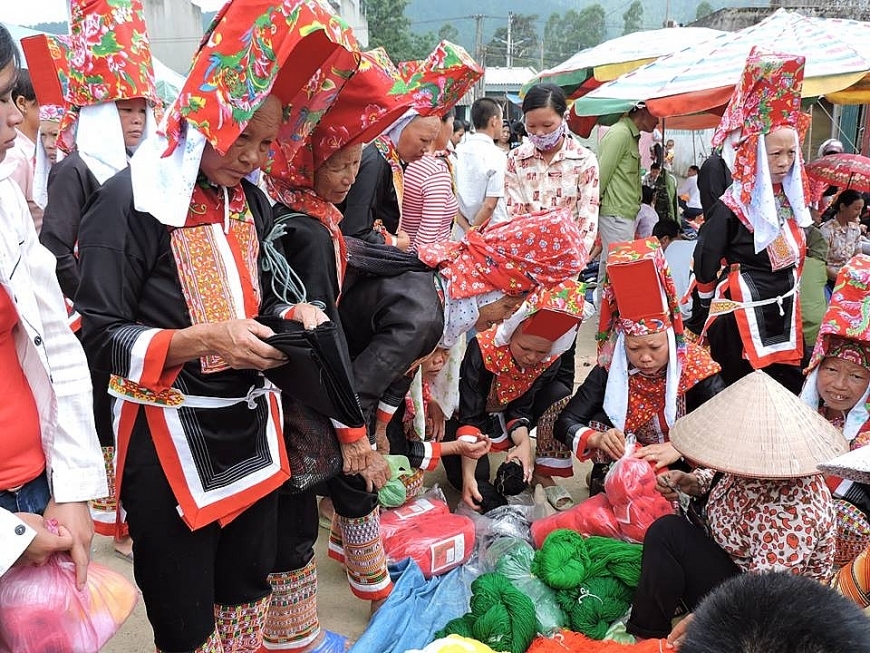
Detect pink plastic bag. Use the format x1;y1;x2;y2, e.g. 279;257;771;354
0;552;138;652
604;446;674;544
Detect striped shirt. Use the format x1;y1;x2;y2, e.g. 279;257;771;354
401;154;458;251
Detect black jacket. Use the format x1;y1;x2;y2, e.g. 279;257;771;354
339;142;401;244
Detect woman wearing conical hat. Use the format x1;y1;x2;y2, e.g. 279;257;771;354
800;254;870;567
693;48;812;395
625;371;844;641
555;238;724;493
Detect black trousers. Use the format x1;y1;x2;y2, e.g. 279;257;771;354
121;414;278;652
274;488;318;572
626;515;740;639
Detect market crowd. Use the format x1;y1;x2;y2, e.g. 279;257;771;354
1;1;870;652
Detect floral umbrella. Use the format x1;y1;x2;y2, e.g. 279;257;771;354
805;153;870;197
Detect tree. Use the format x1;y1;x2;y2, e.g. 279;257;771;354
543;5;605;68
622;0;644;35
696;1;715;20
485;13;539;68
438;23;460;43
362;0;432;62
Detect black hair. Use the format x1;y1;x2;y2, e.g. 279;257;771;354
650;162;661;171
834;189;865;213
688;164;700;173
470;97;502;130
652;219;679;240
641;185;655;205
452;119;465;134
440;107;456;123
0;24;21;73
12;68;34;103
682;572;870;653
521;83;567;117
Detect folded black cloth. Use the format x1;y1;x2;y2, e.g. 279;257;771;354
256;315;364;427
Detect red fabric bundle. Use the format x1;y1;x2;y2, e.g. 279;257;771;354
605;457;674;544
380;497;451;541
383;511;475;578
528;630;666;652
531;493;622;548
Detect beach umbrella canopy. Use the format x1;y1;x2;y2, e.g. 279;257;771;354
521;26;724;99
571;9;870;129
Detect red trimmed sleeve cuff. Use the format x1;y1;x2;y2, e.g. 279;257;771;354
330;420;368;444
571;426;596;462
419;442;442;471
130;328;181;391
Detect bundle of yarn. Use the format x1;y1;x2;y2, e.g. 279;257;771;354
436;572;538;653
532;530;642;640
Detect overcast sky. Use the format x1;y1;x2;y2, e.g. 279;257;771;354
0;0;225;27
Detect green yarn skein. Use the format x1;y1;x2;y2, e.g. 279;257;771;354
556;576;634;640
532;529;643;590
435;572;537;653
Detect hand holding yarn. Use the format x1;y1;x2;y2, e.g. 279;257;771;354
462;477;485;512
505;430;533;483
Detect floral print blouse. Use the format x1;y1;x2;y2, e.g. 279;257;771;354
504;136;599;263
696;469;836;582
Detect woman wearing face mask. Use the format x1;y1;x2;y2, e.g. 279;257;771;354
800;255;870;568
504;83;598;262
693;49;812;395
554;239;725;495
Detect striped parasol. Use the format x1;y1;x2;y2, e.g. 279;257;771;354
571;9;870;130
520;26;724;99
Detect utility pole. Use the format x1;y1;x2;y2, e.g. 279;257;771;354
473;13;485;100
506;11;514;68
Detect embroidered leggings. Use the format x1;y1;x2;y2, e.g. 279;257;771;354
121;427;277;652
626;514;740;639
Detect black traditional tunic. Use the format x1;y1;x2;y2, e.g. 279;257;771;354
339;142;400;244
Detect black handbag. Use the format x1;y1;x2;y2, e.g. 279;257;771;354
256;315;364;428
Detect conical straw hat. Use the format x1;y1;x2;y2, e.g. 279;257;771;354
670;370;848;479
819;447;870;485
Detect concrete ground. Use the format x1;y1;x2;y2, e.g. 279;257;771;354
100;318;600;651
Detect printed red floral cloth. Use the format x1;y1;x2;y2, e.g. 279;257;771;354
697;468;836;582
417;208;585;299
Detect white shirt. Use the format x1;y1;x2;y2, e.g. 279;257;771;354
0;173;106;576
454;132;508;228
679;174;702;210
634;203;658;238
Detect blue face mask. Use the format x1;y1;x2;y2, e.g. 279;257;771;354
528;121;565;152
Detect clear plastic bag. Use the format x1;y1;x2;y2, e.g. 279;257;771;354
485;537;566;634
530;492;622;548
0;552;138;652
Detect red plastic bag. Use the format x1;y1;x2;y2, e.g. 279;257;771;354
383;511;475;578
530;493;622;548
380;497;450;541
605;451;674;544
0;553;138;652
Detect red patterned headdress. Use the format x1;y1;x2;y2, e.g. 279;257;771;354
417;208;585;299
398;40;483;117
807;255;870;373
263;48;412;286
521;280;587;341
597;238;684;368
711;47;811;251
162;0;360;158
23;0;159;153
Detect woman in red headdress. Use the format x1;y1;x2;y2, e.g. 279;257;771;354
692;48;812;394
555;239;724;493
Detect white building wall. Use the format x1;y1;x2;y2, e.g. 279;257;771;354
143;0;203;75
